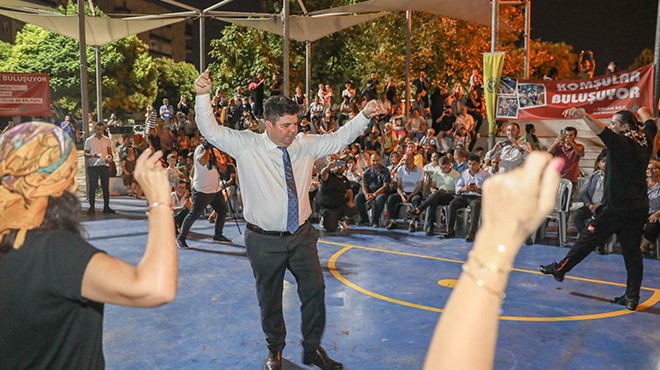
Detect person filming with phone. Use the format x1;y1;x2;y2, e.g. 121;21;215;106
317;156;356;232
547;126;585;190
175;138;231;249
485;122;532;173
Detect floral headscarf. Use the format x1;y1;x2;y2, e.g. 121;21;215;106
0;122;78;249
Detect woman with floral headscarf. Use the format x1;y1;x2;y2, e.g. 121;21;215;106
0;123;177;369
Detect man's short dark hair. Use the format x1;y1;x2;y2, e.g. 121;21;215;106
614;110;639;129
264;96;300;124
454;147;468;159
95;122;105;128
467;153;481;163
440;156;452;165
565;126;578;135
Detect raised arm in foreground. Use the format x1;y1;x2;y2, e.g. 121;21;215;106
424;152;562;370
82;149;177;307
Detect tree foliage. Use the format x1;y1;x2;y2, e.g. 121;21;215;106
630;48;654;70
207;1;577;96
153;57;199;106
0;1;196;120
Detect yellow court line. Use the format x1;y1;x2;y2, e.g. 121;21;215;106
321;240;660;322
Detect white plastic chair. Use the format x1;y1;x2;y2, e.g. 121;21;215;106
533;178;573;246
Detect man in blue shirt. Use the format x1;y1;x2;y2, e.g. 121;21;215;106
60;115;77;141
355;152;391;227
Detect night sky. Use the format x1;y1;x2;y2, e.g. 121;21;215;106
531;0;658;72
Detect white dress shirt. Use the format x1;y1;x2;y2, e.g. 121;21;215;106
455;168;490;196
192;145;221;193
196;94;370;231
84;135;112;167
485;140;532;173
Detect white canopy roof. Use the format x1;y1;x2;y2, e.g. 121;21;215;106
214;12;388;42
310;0;512;31
0;9;186;46
0;0;54;12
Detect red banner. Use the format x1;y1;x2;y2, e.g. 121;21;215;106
495;64;654;120
0;73;51;116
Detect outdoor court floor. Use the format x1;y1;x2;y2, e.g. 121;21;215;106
86;197;660;370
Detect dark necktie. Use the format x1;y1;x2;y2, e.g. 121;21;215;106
278;147;299;234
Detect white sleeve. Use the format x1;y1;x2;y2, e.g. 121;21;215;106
307;112;370;159
195;94;255;159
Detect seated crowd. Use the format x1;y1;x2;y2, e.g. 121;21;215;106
92;69;657;255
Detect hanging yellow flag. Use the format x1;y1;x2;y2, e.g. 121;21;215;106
483;52;506;136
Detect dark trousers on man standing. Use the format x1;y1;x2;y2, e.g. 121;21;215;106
88;165;110;209
244;221;326;352
179;189;228;238
555;207;646;298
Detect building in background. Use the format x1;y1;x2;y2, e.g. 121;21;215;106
1;0;195;64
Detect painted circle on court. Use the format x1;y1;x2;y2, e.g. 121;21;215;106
322;241;660;322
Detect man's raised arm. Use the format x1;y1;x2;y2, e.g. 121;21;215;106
563;108;605;135
194;70;247;156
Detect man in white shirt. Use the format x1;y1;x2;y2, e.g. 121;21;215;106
484;122;532;172
171;179;192;233
176;142;230;249
193;69;384;370
443;153;490;242
385;154;424;231
341;81;355;101
84;122;115;214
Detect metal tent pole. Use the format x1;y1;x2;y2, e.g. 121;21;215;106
282;0;290;96
405;10;412;117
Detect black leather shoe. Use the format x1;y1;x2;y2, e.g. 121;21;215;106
613;294;639;311
176;236;190;250
302;347;343;370
264;350;282;370
465;232;476;242
539;262;565;282
102;207;116;214
441;229;455;239
213;234;232;244
407;208;421;218
424;226;435;236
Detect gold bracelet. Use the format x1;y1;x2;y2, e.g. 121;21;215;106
461;264;506;300
146;201;171;215
467;251;511;274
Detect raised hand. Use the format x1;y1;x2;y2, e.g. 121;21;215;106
562;107;586;119
477;152;562;258
194;69;213;95
133;148;170;204
362;99;387;118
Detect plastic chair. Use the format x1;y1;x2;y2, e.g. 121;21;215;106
533;178;573;246
570;176;586;211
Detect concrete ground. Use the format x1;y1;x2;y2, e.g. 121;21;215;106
79;196;660;370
